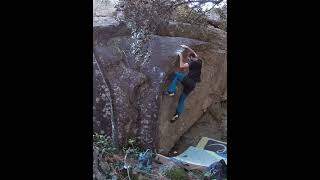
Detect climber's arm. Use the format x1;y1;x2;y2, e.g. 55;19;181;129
181;45;198;57
178;53;189;69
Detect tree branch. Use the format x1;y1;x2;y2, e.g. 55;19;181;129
193;3;217;22
173;0;223;8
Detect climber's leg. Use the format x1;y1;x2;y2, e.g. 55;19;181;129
167;72;185;95
176;92;187;114
171;92;187;122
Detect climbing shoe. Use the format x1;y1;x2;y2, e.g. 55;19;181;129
170;114;179;123
164;91;175;97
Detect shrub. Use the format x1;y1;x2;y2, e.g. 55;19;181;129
165;168;188;180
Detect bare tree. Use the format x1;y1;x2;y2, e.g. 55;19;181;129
114;0;224;65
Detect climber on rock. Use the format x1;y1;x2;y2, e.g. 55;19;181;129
165;45;202;122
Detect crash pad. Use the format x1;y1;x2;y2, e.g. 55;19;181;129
197;137;227;160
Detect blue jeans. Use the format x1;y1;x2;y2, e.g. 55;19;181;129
167;72;187;115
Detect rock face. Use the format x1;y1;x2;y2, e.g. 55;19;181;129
93;53;113;135
205;1;227;30
158;45;226;153
93;149;108;180
171;99;227;154
93;17;227;153
93;0;117;17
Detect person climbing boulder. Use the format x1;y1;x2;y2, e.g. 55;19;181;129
164;44;202;122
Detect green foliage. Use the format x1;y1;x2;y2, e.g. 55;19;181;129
165;168;188;180
93;134;160;179
128;138;136;146
188;169;207;179
174;4;208;26
122;138;141;159
93;133;117;156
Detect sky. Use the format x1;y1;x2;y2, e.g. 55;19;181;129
189;0;227;11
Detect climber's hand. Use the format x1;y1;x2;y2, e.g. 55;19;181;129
180;45;189;49
181;44;198;58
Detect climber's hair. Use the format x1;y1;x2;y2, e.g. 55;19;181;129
189;52;202;64
189;52;196;58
